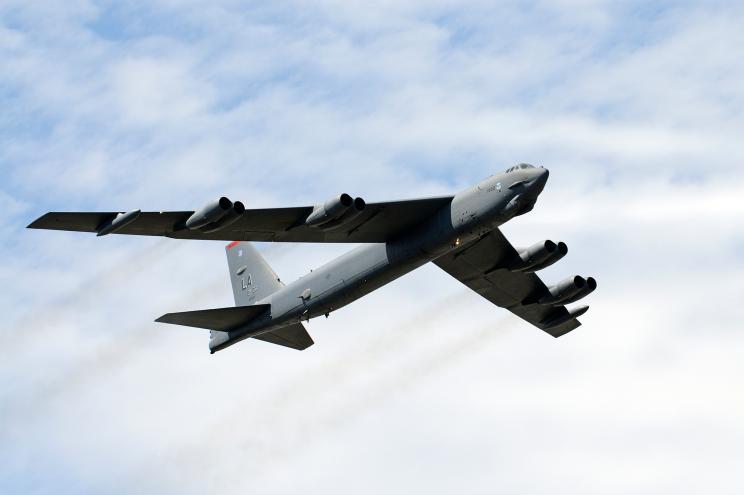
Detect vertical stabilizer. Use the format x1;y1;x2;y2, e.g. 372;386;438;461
225;241;283;306
212;241;313;353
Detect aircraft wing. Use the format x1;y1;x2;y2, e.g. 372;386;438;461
27;196;453;243
433;229;584;337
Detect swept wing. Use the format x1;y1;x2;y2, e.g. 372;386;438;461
27;196;453;243
434;229;588;337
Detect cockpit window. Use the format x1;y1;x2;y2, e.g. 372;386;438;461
505;163;535;173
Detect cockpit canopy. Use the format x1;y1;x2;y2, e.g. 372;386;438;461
504;163;536;173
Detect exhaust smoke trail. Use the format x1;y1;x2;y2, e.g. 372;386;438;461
0;274;228;429
295;317;514;436
2;239;182;355
1;243;286;424
157;291;513;487
238;319;513;469
6;236;512;492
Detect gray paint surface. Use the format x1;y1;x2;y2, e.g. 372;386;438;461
28;165;596;353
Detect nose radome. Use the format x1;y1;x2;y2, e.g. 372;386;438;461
527;167;549;194
533;167;549;184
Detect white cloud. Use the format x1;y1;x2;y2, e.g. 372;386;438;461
109;57;216;126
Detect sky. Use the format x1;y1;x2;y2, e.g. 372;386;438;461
2;0;744;493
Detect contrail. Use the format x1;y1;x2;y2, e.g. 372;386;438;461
1;243;286;424
253;290;480;421
160;291;511;483
234;318;513;470
6;237;512;490
211;291;477;424
295;317;514;436
2;239;181;355
0;274;228;430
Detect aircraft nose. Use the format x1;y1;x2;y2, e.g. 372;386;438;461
528;167;549;193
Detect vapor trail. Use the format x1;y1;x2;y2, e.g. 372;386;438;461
161;291;510;484
297;317;513;436
239;318;513;468
1;243;286;423
2;239;181;355
0;275;228;430
212;291;476;425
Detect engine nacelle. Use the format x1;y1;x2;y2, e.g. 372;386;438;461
185;197;233;230
307;195;366;231
524;242;567;273
539;276;587;305
510;240;559;272
96;209;141;237
306;194;354;227
321;197;366;230
200;201;246;233
561;277;597;304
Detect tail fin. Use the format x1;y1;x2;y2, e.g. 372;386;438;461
216;241;313;352
156;241;314;352
225;241;283;305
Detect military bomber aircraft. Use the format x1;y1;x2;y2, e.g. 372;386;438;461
28;164;596;353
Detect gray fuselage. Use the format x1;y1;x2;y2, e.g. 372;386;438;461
210;166;548;352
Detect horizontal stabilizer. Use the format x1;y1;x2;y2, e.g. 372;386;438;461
253;323;314;350
156;304;270;332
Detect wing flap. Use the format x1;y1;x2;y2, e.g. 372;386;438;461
434;229;584;337
155;304;270;332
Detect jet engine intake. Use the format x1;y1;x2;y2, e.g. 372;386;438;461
538;276;587;305
510;240;558;272
307;195;366;230
96;209;141;237
524;242;567;273
306;194;354;227
185;197;233;230
200;201;246;233
561;277;597;304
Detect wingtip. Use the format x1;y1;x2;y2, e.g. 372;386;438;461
154;314;172;324
26;214;48;229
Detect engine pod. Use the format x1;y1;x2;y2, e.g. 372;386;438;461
199;201;246;233
185;197;233;230
306;194;353;227
510;240;557;272
561;277;597;304
307;195;366;231
96;210;141;236
538;276;586;305
320;197;366;230
524;242;568;272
